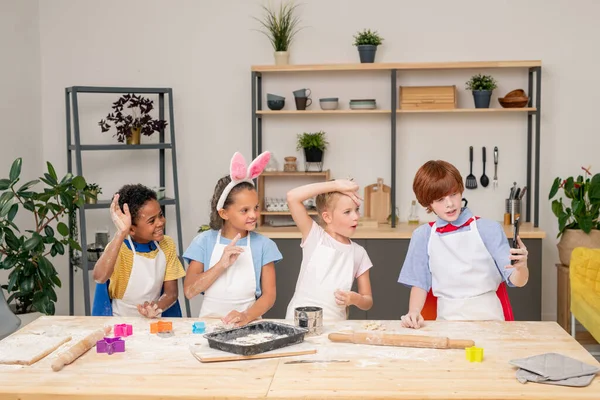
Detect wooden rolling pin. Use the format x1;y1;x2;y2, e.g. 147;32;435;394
328;331;474;349
51;326;112;372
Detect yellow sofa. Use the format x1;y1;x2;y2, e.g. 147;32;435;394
570;246;600;343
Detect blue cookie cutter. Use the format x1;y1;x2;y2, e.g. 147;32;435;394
192;322;206;334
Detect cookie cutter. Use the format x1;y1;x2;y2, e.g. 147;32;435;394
192;322;206;334
96;337;125;355
150;321;172;334
114;323;133;337
465;346;484;362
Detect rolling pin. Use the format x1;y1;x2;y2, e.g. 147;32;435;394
328;331;474;349
51;325;112;372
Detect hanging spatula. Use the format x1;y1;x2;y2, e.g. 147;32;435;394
466;146;477;189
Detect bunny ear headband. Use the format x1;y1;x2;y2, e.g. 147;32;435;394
216;151;271;211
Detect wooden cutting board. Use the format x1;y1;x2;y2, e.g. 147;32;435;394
364;178;391;224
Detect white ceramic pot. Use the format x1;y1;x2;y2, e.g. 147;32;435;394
274;51;289;65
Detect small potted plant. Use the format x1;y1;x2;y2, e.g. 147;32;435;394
84;183;102;204
98;94;168;144
548;166;600;265
353;29;384;63
254;1;302;65
296;131;328;165
465;74;498;108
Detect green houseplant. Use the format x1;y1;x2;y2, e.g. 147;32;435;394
296;131;328;170
465;74;498;108
84;183;102;204
353;29;384;63
254;1;302;65
0;158;91;315
548;166;600;265
98;94;168;144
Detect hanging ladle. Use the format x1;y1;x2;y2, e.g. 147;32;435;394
480;146;489;187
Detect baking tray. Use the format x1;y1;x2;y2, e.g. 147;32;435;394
203;321;308;356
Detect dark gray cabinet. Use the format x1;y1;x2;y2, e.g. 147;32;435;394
264;238;542;321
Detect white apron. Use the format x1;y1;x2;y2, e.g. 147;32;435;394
285;236;354;321
199;231;256;318
428;218;504;321
112;236;166;318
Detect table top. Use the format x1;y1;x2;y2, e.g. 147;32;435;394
0;316;597;399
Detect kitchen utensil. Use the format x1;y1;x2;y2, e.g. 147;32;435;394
203;321;308;356
51;326;111;371
364;178;391;223
465;146;477;189
519;186;527;200
328;331;475;349
284;359;350;364
509;182;517;199
514;187;521;200
480;147;489;187
493;146;499;190
193;348;317;363
294;306;323;336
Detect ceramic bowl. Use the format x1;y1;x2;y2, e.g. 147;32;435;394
319;97;339;110
267;93;285;101
267;99;285;111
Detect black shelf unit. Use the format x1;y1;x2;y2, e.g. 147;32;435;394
65;86;191;317
250;61;542;228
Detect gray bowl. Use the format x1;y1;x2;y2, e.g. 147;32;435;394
267;99;285;110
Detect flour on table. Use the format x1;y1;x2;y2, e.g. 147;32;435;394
0;334;72;365
363;321;386;331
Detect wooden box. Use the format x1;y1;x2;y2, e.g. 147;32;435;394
399;85;457;110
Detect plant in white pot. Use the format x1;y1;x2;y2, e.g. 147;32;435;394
548;166;600;265
0;158;92;323
254;1;302;65
353;29;384;63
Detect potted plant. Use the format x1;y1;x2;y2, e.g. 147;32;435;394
254;1;302;65
465;74;498;108
98;94;168;144
0;158;91;321
353;29;384;63
296;131;328;164
548;166;600;265
84;183;102;204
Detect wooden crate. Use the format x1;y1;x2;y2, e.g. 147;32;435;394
399;85;457;110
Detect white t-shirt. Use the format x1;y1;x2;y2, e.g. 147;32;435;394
301;221;373;279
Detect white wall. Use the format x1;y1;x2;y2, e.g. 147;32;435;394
32;0;600;318
0;1;42;291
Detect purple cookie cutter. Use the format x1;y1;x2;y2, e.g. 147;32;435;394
114;323;133;337
96;337;125;355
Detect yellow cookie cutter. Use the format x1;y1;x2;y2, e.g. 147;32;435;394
465;346;484;362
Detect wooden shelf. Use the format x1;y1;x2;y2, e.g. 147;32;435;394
260;211;318;216
252;60;542;73
398;107;537;113
258;108;536;115
262;170;330;177
257;110;390;115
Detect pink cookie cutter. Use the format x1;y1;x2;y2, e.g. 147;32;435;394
96;337;125;355
114;323;133;337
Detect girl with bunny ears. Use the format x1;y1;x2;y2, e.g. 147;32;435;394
183;151;282;326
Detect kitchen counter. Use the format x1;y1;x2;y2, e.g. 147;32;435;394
256;221;546;239
0;316;597;399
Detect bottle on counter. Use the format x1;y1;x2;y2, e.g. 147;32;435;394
408;200;420;224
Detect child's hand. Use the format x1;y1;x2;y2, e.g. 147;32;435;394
218;233;244;269
334;289;356;306
507;236;528;271
137;301;163;319
110;194;131;235
400;311;424;329
222;310;251;327
334;179;362;206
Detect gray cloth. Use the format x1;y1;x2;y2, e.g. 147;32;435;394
510;353;599;387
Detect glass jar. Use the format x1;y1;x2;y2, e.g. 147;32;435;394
284;156;297;172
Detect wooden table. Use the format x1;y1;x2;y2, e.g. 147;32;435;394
0;316;598;399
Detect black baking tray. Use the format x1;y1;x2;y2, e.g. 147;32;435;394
203;321;308;356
